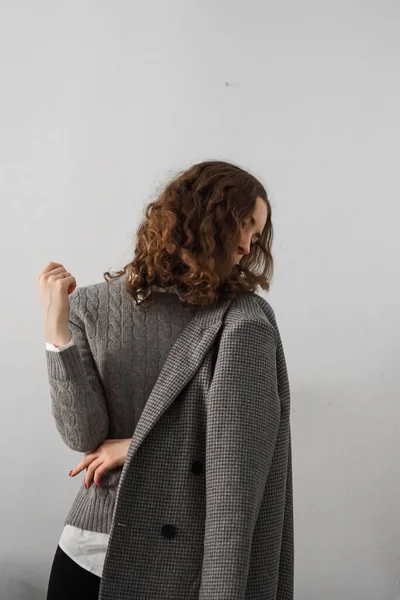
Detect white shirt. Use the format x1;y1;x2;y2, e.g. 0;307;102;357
59;524;108;577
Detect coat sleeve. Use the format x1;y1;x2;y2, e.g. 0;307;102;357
199;318;281;600
45;287;109;452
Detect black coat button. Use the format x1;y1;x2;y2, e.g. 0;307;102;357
191;460;203;475
161;524;176;539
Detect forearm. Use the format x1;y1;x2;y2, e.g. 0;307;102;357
47;343;109;452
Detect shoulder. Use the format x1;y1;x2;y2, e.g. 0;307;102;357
221;292;279;346
69;276;125;319
225;292;277;329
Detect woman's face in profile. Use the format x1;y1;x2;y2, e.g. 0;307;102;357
215;196;269;279
233;196;268;267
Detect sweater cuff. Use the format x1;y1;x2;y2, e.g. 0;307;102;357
46;344;86;381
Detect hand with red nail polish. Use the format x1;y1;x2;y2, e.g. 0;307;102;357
69;438;131;489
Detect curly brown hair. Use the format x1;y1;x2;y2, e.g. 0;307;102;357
104;160;273;307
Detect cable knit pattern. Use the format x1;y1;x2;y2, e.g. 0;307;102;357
45;276;199;533
131;297;147;430
105;277;123;428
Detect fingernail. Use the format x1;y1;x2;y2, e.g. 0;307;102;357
84;483;88;489
95;483;99;488
68;470;73;476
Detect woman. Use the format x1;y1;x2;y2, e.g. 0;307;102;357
37;160;293;600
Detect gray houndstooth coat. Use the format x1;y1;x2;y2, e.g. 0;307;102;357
98;292;293;600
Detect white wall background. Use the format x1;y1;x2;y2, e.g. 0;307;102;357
1;1;399;598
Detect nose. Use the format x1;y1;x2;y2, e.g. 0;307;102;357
238;241;251;257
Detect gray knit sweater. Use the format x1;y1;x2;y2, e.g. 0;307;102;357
46;275;199;533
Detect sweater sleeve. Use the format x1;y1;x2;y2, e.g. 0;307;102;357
45;287;109;453
199;318;281;600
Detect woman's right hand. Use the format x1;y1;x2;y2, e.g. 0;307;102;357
36;261;77;346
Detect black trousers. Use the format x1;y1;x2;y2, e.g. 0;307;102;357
46;545;101;600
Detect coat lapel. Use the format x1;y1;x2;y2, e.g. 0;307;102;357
126;296;233;460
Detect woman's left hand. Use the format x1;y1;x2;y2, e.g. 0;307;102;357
69;438;131;488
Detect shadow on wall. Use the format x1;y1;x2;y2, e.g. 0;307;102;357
0;565;46;600
0;581;44;600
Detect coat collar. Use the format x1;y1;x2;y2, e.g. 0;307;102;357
127;296;234;459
